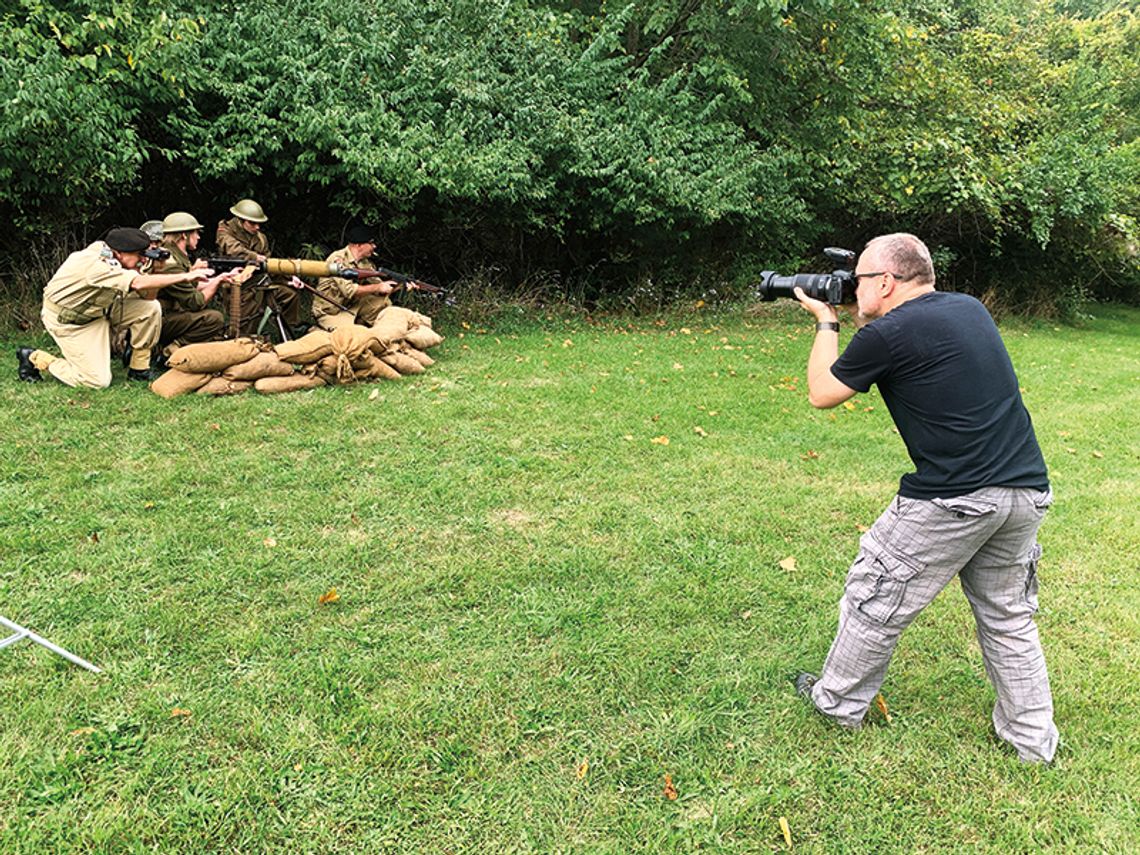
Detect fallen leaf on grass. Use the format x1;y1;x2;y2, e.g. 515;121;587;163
263;537;277;548
88;532;100;544
170;708;192;719
843;401;856;411
673;362;684;371
368;388;380;400
663;774;678;800
1092;451;1104;459
874;693;892;724
779;556;797;572
693;426;708;437
318;588;340;605
577;759;589;780
70;727;97;737
622;435;634;442
799;450;819;460
651;435;670;446
779;816;793;847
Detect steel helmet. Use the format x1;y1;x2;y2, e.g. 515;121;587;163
162;211;205;233
139;220;165;242
229;199;268;223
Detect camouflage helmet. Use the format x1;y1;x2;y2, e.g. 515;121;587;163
229;198;268;223
162;211;205;234
140;220;165;242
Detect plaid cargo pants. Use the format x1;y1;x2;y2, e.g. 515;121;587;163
809;486;1058;763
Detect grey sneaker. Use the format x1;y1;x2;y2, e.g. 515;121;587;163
794;672;818;698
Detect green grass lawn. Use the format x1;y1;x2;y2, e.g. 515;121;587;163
1;301;1137;853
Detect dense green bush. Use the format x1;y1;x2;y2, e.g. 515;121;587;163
0;0;1135;312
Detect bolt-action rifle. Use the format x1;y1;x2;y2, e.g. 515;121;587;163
350;266;450;301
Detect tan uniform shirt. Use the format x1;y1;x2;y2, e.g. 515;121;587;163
43;242;138;324
314;246;389;325
157;239;206;311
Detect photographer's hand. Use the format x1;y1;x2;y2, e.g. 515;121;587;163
793;287;839;324
794;287;856;409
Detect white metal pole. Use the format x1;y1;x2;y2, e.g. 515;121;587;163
0;616;103;674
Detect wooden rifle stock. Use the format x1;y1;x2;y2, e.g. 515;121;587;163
345;266;446;296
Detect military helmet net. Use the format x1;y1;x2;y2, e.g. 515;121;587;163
140;220;165;242
162;211;206;233
230;199;268;223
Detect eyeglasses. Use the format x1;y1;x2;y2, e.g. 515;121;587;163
853;270;890;283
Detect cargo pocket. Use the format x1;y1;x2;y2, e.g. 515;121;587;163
1023;543;1042;614
931;495;999;519
848;546;925;626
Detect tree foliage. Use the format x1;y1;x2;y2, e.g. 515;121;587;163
1;0;1136;310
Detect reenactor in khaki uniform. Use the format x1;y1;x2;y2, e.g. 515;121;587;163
109;219;167;361
156;212;229;356
17;228;213;386
313;225;399;331
215;198;302;336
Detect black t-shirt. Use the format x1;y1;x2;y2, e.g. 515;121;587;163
831;291;1049;499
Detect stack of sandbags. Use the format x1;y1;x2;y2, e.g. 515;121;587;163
149;337;324;398
148;309;445;398
367;306;444;377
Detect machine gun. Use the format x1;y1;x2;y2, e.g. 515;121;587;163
204;257;449;338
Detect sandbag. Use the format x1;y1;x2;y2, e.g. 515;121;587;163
331;325;387;382
363;358;402;381
351;351;401;381
350;351;379;372
167;338;261;373
223;351;297;381
380;351;425;375
331;325;382;360
196;377;253;396
368;306;411;344
403;326;444;350
150;369;211;399
400;345;435;367
274;329;333;364
310;354;343;385
254;374;327;394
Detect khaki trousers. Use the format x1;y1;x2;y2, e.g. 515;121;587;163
315;312;359;332
41;297;161;387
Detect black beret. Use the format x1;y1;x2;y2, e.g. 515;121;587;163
104;227;151;253
346;225;378;245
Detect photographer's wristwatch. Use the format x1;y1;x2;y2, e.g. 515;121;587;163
815;321;840;332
